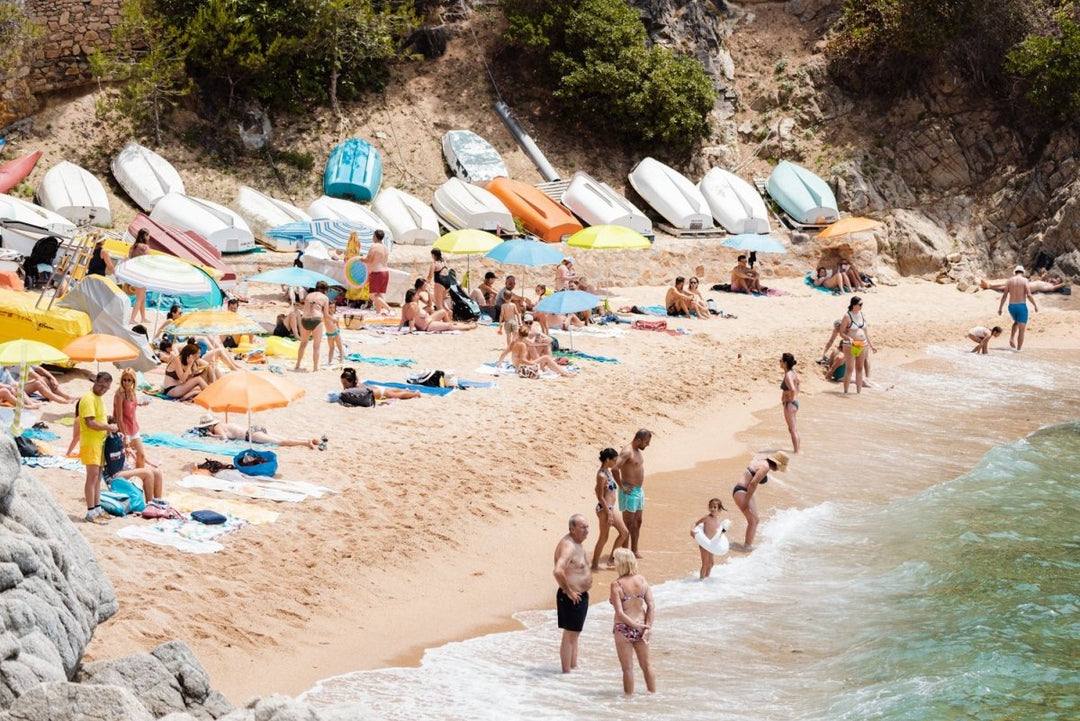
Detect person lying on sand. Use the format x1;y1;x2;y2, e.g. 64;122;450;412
812;266;851;293
980;276;1066;293
340;367;420;400
191;413;326;450
730;256;762;294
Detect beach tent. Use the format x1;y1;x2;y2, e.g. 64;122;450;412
57;276;159;371
0;288;90;348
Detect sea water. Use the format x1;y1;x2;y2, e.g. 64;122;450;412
304;348;1080;720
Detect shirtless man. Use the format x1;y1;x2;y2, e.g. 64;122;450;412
469;271;499;318
613;429;652;558
998;265;1038;351
295;281;330;371
730;255;762;293
665;276;695;316
363;230;391;314
553;514;592;673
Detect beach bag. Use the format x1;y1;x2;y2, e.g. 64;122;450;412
99;490;131;517
142;504;183;520
448;281;480;321
103;432;126;478
409;369;445;387
233;449;278;477
340;386;376;407
632;319;667;332
191;510;227;525
107;477;146;513
15;436;41;458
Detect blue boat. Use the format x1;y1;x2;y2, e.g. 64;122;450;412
323;138;382;202
764;160;839;227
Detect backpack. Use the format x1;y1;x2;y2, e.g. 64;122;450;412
103;433;126;478
107;477;146;513
99;490;130;517
340;386;376;407
408;369;445;387
15;436;41;458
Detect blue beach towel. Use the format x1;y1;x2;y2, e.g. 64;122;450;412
343;354;415;367
455;379;497;389
363;380;457;397
21;428;60;441
805;272;841;295
556;350;618;364
142;432;275;456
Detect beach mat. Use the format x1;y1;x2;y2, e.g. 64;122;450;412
143;432;274;456
117;515;248;554
178;471;337;502
363;380;456;396
344;353;415;367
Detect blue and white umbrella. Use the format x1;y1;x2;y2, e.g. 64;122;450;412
267;219;385;252
485;239;564;267
535;290;601;350
247;267;341;288
720;234;787;254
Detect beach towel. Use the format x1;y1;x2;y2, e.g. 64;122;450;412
631;319;692;336
20;428;60;441
116;515;249;554
147;391;185;402
177;471;337;502
555;349;618;364
473;362;571;379
143;432;274;456
805;272;841;295
343;353;415;367
21;456;84;472
368;326;462;336
549;326;628;339
167;489;281;524
627;305;670;317
456;379;498;389
363;380;456;397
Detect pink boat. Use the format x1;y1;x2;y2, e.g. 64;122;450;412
124;213;237;287
0;150;43;194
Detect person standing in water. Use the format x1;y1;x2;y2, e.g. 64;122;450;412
613;429;652;558
732;451;789;550
553;514;592;673
609;547;656;695
998;266;1038;351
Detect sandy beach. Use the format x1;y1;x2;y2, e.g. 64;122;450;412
24;253;1078;703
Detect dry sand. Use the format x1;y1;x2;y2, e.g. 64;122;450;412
26;253;1078;703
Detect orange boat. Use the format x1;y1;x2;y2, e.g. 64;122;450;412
0;150;43;193
483;177;582;243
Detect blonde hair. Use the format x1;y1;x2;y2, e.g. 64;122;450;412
613;547;638;577
119;368;137;399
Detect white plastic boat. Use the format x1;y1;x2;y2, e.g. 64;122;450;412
110;142;185;212
698;167;771;235
307;194;392;241
442;130;508;183
299;240;411;304
36;161;112;226
150;192;255;254
561;171;652;235
431;177;514;232
232;186;311;252
0;192;77;257
372;187;440;246
628;157;713;230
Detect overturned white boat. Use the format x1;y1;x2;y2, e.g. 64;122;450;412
232;186;311;252
431;177;514;233
36;161;112;227
0;192;77;257
442;130;508;183
372;187;439;246
150;192;255;254
628;157;713;230
110;142;185;212
561;171;652;235
698;167;771;235
307;194;391;242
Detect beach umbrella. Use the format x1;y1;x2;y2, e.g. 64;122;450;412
0;339;68;433
247;267;341;288
816;217;882;240
193;370;305;445
485;239;564;295
165;310;265;337
115;254;214;296
268;219;377;252
62;333;139;372
434;229;503;285
720;234;788;254
535;290;601;351
566;225;651;250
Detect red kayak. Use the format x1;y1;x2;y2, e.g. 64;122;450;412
124;213;237;287
0;150;43;193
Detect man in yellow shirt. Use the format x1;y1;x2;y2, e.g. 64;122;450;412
80;372;118;524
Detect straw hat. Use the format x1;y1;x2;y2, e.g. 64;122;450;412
195;413;217;428
766;451;790;472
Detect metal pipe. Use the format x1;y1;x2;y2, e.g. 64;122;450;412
494;101;560;182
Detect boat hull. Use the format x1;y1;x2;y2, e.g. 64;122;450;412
0;193;77;257
124;213;237;287
432;177;514;232
0;151;43;194
110;142;185;212
232;186;311;252
324;138;382;202
699;167;771;234
372;187;440;246
628;157;713;230
562;171;652;234
150;193;255;254
483;177;582;243
36;160;112;226
765;161;839;226
442;130;508;183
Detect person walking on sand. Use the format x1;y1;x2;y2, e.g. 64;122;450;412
80;372;119;524
591;447;630;570
780;352;801;453
998;266;1038;351
553;514;592;673
613;429;652;558
838;296;875;394
363;230;392;315
609;548;656;695
690;498;727;579
732;451;789;550
968;325;1002;354
295;281;330;372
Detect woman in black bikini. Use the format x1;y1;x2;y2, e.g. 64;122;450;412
590;447;630;570
162;343;208;400
780;353;801;453
426;248;453;313
609;547;656;695
732;451;789;549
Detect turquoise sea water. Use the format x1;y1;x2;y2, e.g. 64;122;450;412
304;348;1080;720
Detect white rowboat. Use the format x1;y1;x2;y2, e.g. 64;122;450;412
36;161;112;226
150;193;255;254
698;168;771;235
561;171;652;235
110;142;185;212
628;157;713;230
372;187;440;246
232;186;311;252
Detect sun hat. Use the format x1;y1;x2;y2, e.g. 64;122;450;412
195;413;217;428
522;312;535;323
1014;265;1024;274
766;451;790;472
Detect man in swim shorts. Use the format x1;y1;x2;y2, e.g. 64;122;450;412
998;265;1038;351
553;514;592;673
295;281;330;372
80;372;118;524
730;255;762;293
363;230;391;314
613;429;652;558
664;276;694;316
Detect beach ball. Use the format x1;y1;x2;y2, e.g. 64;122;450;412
344;257;368;288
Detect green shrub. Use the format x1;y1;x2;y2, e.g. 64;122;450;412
0;2;42;72
1006;3;1080;121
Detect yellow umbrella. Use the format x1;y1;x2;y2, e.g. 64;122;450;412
567;225;651;250
817;217;882;240
166;310;265;337
433;229;503;286
62;334;140;372
0;339;69;434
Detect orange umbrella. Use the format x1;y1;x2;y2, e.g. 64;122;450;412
62;333;140;372
816;216;883;239
194;371;304;414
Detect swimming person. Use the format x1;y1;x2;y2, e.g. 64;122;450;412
967;325;1003;354
553;514;592;674
591;447;630;571
998;266;1038;351
732;451;789;549
609;547;656;695
780;352;801;453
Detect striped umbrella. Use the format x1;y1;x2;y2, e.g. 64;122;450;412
115;254;213;296
165;310;265;336
247;267;341;288
267;219;380;252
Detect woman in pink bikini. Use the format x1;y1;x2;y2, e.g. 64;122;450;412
609;547;656;695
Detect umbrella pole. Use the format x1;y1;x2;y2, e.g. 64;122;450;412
247;409;253;450
10;362;26;435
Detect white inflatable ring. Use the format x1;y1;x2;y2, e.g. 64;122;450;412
694;518;730;555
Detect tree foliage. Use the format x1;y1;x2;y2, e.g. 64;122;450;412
501;0;715;149
1006;3;1080;121
0;2;43;74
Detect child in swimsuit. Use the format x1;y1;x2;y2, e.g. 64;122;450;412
690;498;727;579
325;305;344;365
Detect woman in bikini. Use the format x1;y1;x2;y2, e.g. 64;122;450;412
732;451;789;549
192;413;325;449
813;266;851;293
838;296;875;394
399;288;475;332
162;343;208;400
780;352;801;453
427;248;454;312
609;547;656;695
591;447;630;570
